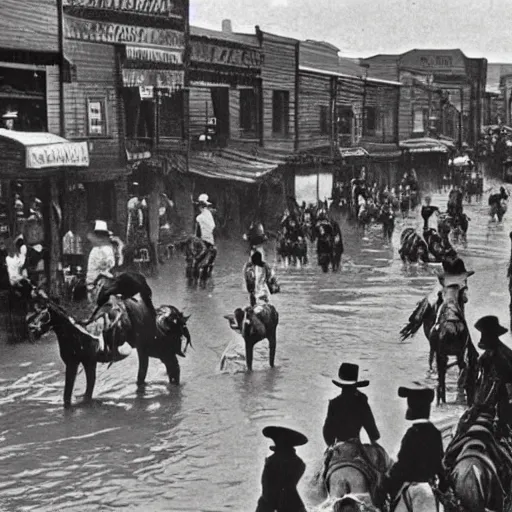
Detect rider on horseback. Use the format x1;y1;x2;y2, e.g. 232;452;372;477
243;250;280;308
255;426;308;512
421;196;440;231
245;221;268;258
378;385;448;508
323;363;381;446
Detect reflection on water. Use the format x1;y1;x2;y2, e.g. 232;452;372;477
1;177;512;511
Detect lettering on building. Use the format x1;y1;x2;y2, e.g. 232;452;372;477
64;16;185;47
62;0;182;18
191;41;263;68
122;68;184;88
26;142;90;169
419;56;453;69
126;45;183;64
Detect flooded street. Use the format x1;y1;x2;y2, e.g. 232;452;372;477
1;177;512;511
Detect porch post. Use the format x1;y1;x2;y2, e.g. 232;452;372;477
48;177;62;296
147;170;164;275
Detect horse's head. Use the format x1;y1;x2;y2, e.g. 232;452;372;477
332;494;377;512
156;305;192;355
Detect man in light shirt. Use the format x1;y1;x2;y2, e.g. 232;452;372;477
194;194;217;277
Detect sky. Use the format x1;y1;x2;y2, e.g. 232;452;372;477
190;0;512;63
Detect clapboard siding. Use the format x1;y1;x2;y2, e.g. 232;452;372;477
261;32;297;151
0;0;58;54
297;71;331;150
46;65;60;135
189;87;214;138
230;89;241;138
361;55;400;81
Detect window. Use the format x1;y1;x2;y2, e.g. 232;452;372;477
320;105;330;135
337;107;353;135
272;91;289;135
363;106;376;135
159;89;183;138
87;97;107;136
412;106;424;133
239;88;257;134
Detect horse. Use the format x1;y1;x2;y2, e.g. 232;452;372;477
449;212;470;244
428;283;477;405
444;407;511;512
391;483;444;512
176;235;217;286
316;439;392;509
276;232;308;267
31;291;192;407
490;196;508;222
223;303;278;372
316;220;344;273
398;228;429;264
423;228;457;263
378;205;395;243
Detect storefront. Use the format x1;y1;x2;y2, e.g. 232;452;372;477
0;129;89;294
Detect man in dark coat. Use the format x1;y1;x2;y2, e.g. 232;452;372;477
322;362;381;446
378;385;447;507
420;196;440;231
255;425;308;512
474;316;512;432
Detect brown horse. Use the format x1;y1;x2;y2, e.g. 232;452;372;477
428;284;477;405
32;291;191;407
317;439;392;508
176;235;217;286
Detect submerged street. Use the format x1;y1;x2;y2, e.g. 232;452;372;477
1;175;511;511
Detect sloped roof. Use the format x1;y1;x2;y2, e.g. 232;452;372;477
190;25;258;47
0;129;68;146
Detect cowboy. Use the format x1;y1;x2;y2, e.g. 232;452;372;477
378;385;447;508
2;110;17;130
243;250;280;308
86;220;116;304
255;425;308;512
283;214;304;243
421;196;440;231
195;193;216;247
245;222;268;259
474;316;512;432
323;363;381;446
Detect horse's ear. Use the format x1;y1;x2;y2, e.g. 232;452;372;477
183;314;191;323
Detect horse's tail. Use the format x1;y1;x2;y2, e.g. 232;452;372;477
400;296;432;341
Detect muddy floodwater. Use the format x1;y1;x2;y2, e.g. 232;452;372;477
1;176;511;511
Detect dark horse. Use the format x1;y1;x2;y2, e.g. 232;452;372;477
32;291;191;407
398;228;429;264
423;227;457;263
176;235;217;286
276;232;308;267
316;219;344;273
428;284;477;405
223;304;278;371
444;406;512;512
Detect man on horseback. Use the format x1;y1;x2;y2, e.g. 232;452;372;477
378;385;448;509
474;316;512;433
243;250;280;308
323;363;381;446
255;426;308;512
245;221;268;258
421;196;440;231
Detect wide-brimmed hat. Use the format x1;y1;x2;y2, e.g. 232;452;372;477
475;315;508;338
332;363;369;388
93;220;109;234
437;257;474;287
262;426;308;450
197;193;212;206
2;111;17;120
398;383;435;421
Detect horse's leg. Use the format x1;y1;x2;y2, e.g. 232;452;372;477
83;361;97;402
164;354;180;385
64;361;79;408
245;340;254;372
136;349;149;387
268;331;277;368
437;353;448;405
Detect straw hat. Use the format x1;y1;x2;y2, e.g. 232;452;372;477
196;193;212;206
93;220;109;234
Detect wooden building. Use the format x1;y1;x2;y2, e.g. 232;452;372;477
62;0;189;272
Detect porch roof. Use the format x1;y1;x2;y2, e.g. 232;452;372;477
399;137;452;153
188;148;286;183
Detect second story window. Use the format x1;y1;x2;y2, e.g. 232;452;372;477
87;97;107;137
320;105;330;135
337;107;353;135
239;88;257;135
363;106;376;135
272;90;289;135
159;89;183;138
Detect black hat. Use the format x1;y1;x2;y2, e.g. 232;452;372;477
332;363;369;388
247;222;267;246
437;257;474;287
262;426;308;450
398;384;435;421
474;316;508;345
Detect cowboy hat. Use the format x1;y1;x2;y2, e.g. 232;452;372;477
398;383;435;421
437;257;474;287
93;220;109;234
196;193;212;206
262;426;308;449
332;363;369;388
474;315;508;337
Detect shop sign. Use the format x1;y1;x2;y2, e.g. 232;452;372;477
339;147;369;158
191;40;263;68
126;45;183;64
122;68;184;88
62;0;182;18
26;142;90;169
65;16;185;48
406;145;448;154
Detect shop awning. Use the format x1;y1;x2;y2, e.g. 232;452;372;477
360;142;402;160
399;137;451;154
188;148;284;183
339;147;369;158
0;129;89;176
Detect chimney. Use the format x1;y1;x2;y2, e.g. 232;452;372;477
222;19;232;33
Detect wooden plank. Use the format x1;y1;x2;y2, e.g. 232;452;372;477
46;65;61;135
